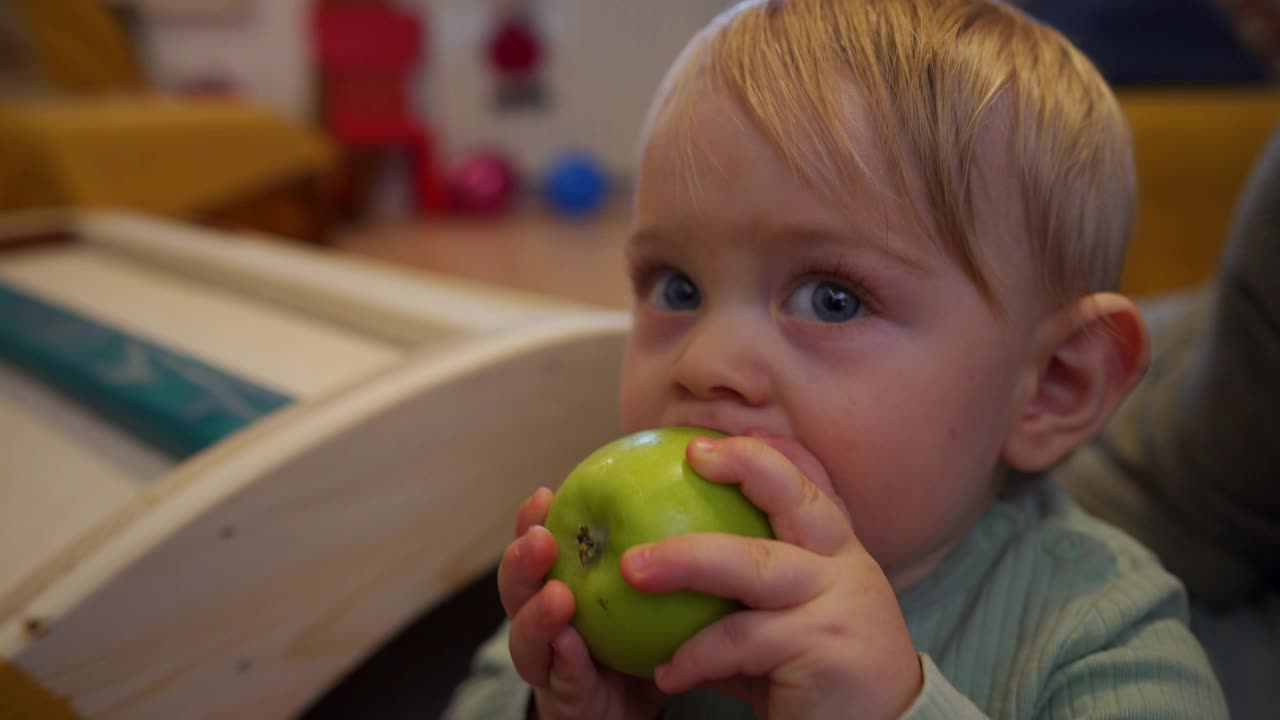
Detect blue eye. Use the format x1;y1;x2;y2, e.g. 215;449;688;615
785;280;862;323
650;270;700;311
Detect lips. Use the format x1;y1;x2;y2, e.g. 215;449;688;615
660;405;784;439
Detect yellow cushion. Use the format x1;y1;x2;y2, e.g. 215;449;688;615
1119;87;1280;296
0;95;334;216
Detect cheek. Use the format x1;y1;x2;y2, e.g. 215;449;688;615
618;341;665;434
893;354;1019;473
791;351;1020;566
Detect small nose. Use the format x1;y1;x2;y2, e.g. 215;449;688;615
671;312;771;406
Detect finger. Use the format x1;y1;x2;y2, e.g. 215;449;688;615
654;608;798;695
545;626;600;703
515;487;555;538
509;579;576;688
743;431;847;519
498;524;558;618
622;533;824;610
688;436;854;554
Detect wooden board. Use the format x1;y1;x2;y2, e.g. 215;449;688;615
0;210;422;626
0;210;630;718
3;313;627;718
0;360;170;598
0;244;404;399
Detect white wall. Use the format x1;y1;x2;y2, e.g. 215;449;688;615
135;0;312;119
134;0;734;178
413;0;731;178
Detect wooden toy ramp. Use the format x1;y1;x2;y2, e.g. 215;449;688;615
0;210;628;718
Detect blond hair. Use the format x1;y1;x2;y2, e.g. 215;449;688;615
646;0;1136;308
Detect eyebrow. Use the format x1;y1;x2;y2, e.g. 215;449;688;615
623;226;670;259
626;220;930;272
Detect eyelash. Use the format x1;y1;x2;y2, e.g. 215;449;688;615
627;259;670;300
789;259;880;316
628;257;882;319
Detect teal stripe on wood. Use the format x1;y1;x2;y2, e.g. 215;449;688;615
0;281;292;458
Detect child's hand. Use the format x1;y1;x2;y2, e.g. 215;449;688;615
498;487;668;719
619;434;923;720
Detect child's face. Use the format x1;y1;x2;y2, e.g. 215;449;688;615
620;91;1046;588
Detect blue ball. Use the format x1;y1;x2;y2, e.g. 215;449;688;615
542;152;609;217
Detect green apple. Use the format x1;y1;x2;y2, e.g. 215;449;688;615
544;427;774;678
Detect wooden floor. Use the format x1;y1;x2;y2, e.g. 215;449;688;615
333;204;634;310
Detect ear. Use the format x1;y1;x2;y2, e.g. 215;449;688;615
1002;293;1150;473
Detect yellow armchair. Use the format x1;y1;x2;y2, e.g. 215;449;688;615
0;0;336;243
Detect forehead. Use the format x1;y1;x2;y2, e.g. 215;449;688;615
634;90;926;263
643;88;895;196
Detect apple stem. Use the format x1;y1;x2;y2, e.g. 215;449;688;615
576;524;600;566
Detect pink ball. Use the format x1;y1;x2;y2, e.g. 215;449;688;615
447;151;518;216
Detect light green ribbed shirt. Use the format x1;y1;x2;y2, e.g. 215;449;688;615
444;478;1228;719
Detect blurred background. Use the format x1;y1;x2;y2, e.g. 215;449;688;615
0;1;1278;718
1;0;1277;308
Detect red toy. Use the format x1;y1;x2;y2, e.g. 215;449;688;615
489;15;543;77
447;150;519;216
312;4;447;213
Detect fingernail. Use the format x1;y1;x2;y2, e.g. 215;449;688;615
654;663;670;686
625;544;652;573
691;437;716;453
